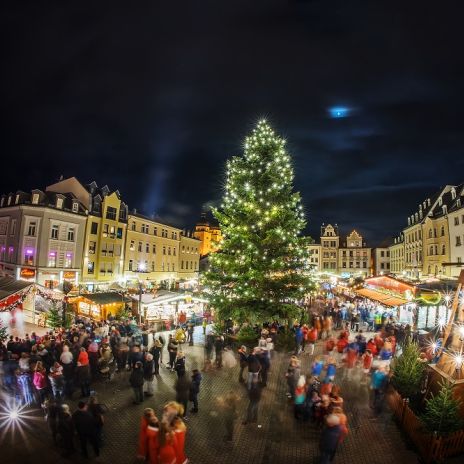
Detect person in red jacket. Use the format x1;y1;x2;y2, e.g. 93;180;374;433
335;337;348;366
307;327;318;355
137;408;158;461
77;347;89;366
366;338;378;356
301;325;309;353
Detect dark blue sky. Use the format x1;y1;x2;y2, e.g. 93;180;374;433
1;0;463;245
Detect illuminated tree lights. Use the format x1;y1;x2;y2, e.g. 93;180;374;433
203;120;313;322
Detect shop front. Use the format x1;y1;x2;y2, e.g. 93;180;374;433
136;290;208;326
360;275;448;330
70;292;130;321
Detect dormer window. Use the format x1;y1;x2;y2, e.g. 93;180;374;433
457;199;461;208
56;197;63;209
15;194;20;204
451;188;456;200
0;197;4;207
442;205;447;215
72;202;79;213
8;196;12;206
32;193;39;204
438;197;442;206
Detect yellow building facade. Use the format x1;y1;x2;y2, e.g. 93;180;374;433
124;214;181;285
179;234;201;280
338;230;370;275
193;214;222;257
389;234;405;275
81;190;128;286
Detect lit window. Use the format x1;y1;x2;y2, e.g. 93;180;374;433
32;193;39;204
72;202;79;213
56;197;63;209
67;228;75;241
87;261;94;274
130;240;135;251
48;252;57;267
24;248;34;265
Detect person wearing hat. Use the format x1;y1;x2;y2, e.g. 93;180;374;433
319;413;342;464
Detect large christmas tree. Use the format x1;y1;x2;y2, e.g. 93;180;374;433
204;120;313;323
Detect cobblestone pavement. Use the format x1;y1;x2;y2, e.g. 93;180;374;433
1;328;431;464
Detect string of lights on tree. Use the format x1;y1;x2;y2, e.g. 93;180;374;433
203;119;314;322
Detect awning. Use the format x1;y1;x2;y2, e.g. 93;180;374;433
354;288;409;307
0;277;33;302
73;292;131;305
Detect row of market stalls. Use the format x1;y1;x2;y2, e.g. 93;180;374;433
352;275;452;330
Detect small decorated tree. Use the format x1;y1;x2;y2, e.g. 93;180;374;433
422;381;462;435
46;303;63;329
391;341;426;400
0;319;8;344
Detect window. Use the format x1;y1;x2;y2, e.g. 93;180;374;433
56;197;63;209
152;244;156;254
163;246;166;255
173;248;176;256
363;262;367;268
27;221;37;236
103;224;109;236
8;246;13;262
10;219;16;236
386;251;390;257
48;252;57;267
51;225;59;239
456;236;462;247
24;249;34;265
67;228;75;241
138;242;142;252
91;222;98;234
88;261;94;274
106;206;117;220
106;263;113;274
32;193;39;204
130;240;135;251
145;243;149;253
380;263;385;269
117;227;123;239
131;222;136;231
153;227;158;236
129;260;133;271
342;262;346;268
181;260;184;269
72;202;79;213
64;252;72;268
455;217;460;226
168;247;171;255
442;245;446;255
172;263;175;271
151;261;155;272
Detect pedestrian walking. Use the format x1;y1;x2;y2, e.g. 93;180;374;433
174;351;186;378
189;369;202;413
242;380;262;425
130;361;145;404
221;391;239;442
175;374;191;419
319;414;342;464
167;335;178;371
88;394;105;447
58;404;75;457
238;345;248;383
214;336;224;368
149;339;161;375
143;352;155;397
72;401;100;459
76;356;91;398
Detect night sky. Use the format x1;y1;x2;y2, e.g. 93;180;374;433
2;1;463;245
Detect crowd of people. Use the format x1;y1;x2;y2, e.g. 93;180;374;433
0;295;417;463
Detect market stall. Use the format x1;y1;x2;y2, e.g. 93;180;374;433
360;275;449;329
69;292;131;321
135;290;209;325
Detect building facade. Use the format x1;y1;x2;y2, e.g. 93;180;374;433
389;234;405;275
320;224;339;272
124;213;183;286
372;247;390;276
178;234;201;281
47;179;129;288
193;213;222;257
308;243;322;271
338;230;370;276
0;189;87;287
447;185;464;278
